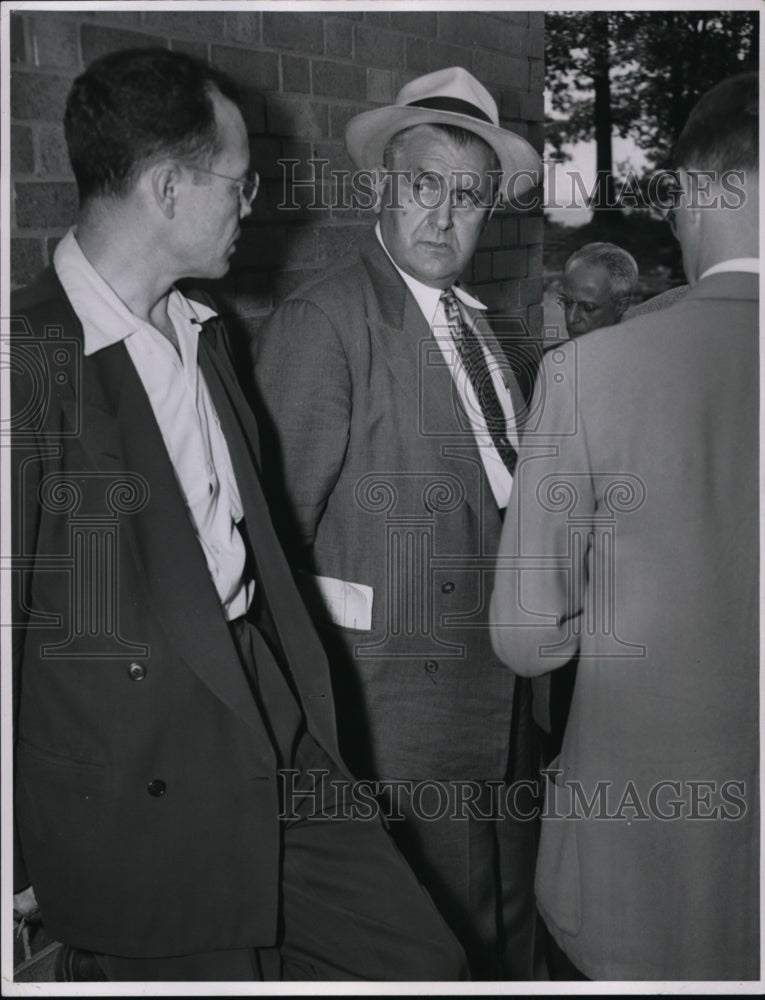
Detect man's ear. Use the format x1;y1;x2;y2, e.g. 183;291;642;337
614;296;631;321
371;164;388;216
150;162;182;220
676;166;700;227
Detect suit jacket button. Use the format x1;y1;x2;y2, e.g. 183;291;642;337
128;662;146;681
441;581;455;594
424;660;439;674
147;779;166;797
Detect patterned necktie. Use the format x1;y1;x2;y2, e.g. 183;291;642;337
440;287;518;475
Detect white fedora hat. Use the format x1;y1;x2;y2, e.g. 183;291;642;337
345;66;541;201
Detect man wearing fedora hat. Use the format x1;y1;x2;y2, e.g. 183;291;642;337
10;48;473;983
252;67;541;979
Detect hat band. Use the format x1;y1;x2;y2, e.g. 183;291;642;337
405;96;493;125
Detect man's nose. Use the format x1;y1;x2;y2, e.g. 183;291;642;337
430;191;454;231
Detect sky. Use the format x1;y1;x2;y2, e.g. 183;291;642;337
543;88;652;228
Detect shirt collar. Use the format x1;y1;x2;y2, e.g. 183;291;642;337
697;258;759;282
53;228;217;357
374;222;486;326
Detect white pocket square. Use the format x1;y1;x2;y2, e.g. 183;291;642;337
302;573;374;631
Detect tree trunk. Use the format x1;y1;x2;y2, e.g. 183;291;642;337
590;13;614;217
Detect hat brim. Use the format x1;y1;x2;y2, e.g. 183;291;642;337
345;105;541;202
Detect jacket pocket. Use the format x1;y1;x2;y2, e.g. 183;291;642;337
16;739;111;851
16;739;106;772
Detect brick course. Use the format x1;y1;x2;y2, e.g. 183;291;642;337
38;126;71;178
15;181;78;229
10;8;544;339
11;124;34;174
25;15;80;69
263;12;324;54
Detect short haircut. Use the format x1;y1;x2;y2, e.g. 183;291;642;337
64;47;241;202
565;242;639;299
382;123;501;201
674;71;758;174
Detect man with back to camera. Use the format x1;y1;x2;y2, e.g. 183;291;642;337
490;72;759;980
251;67;542;979
538;241;639;764
9;47;469;983
557;242;638;338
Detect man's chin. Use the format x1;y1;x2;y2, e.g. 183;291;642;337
192;260;231;281
416;262;461;288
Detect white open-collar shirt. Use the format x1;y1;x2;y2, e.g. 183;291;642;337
54;229;254;621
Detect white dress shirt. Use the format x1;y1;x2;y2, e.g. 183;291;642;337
375;223;517;508
697;257;759;281
54;229;254;620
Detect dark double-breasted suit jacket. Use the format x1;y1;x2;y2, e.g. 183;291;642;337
251;232;538;974
11;268;343;958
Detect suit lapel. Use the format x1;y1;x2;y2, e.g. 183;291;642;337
361;240;493;508
360;239;505;528
370;287;473;449
35;273;272;737
83;336;268;738
197;325;339;742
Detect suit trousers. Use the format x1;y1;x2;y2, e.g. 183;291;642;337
497;676;540;980
97;618;467;982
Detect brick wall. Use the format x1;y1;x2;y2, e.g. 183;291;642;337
10;8;544;339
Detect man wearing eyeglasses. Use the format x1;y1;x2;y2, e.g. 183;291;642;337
252;67;542;980
10;47;468;983
557;242;638;338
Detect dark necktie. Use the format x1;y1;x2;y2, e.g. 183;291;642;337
440;287;518;475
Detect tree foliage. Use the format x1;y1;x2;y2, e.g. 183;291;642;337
546;10;759;171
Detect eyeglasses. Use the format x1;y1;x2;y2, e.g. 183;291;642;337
408;171;494;212
192;166;260;205
556;295;601;316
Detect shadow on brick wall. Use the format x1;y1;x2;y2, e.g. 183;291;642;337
10;8;544;351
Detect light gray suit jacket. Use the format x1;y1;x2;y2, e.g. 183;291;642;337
491;271;759;979
251;232;531;782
